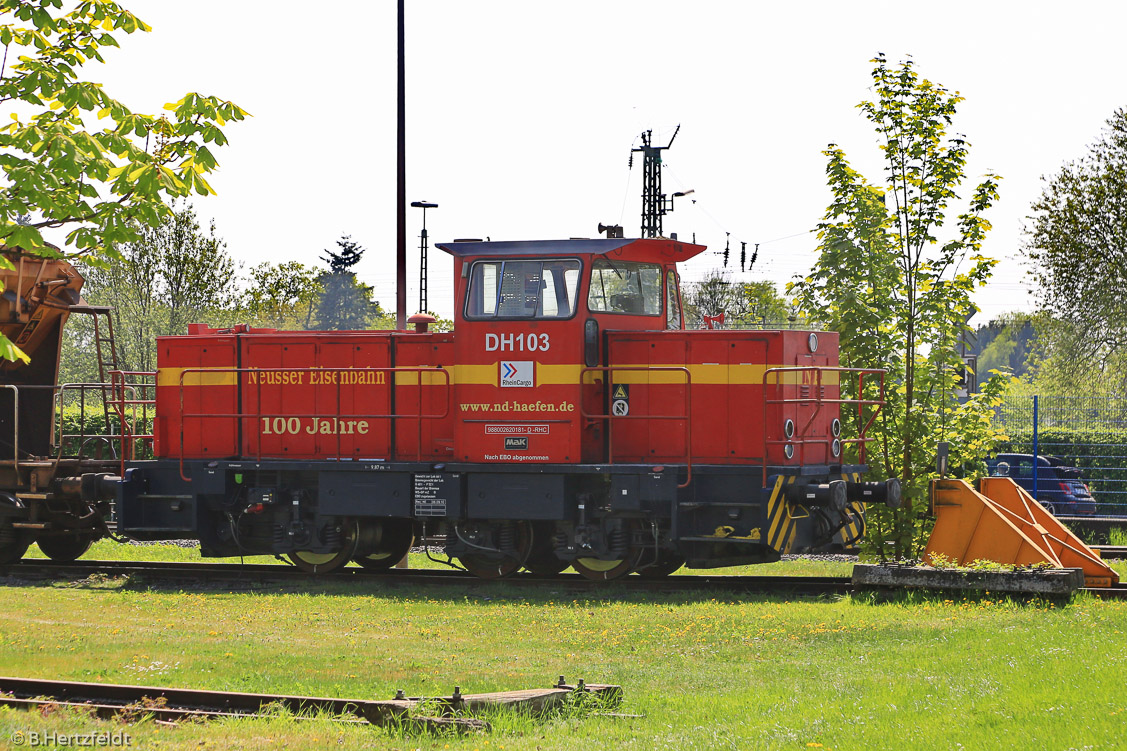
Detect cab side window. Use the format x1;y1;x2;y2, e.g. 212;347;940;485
666;269;682;329
587;259;662;315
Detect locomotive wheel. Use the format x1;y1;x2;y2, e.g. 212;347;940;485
457;520;532;579
35;535;94;562
635;551;685;579
288;520;358;574
353;519;414;571
571;519;646;581
571;548;644;581
523;522;568;577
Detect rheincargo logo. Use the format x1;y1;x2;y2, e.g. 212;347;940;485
499;360;534;388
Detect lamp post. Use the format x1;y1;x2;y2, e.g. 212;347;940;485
411;201;438;313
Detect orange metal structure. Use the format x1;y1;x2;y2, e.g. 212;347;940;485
925;477;1118;588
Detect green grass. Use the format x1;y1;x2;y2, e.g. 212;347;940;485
23;539;859;577
2;550;1127;750
24;539;277;564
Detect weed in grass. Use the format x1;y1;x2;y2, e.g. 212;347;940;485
118;695;171;723
923;551;955;568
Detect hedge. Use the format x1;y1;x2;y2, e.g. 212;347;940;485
56;405;153;459
997;427;1127;514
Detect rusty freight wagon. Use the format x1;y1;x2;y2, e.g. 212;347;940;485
0;238;898;579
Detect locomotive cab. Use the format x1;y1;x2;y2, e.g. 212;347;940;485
439;237;701;465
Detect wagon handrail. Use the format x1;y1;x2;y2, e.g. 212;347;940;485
54;381;145;462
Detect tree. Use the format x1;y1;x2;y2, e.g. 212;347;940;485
790;55;1009;559
973;313;1037;379
737;280;794;327
0;1;247;361
244;261;323;330
1025;108;1127;390
682;272;793;328
314;235;382;330
64;202;239;376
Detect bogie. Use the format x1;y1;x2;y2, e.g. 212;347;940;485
288;519;359;574
353;519;415;570
452;520;533;579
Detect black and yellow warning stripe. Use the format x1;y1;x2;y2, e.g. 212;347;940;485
837;472;865;544
767;475;804;553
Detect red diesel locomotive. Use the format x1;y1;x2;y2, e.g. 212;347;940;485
0;237;899;579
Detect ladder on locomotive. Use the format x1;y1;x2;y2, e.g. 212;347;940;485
66;305;120;450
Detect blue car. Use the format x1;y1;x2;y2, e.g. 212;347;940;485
985;454;1097;515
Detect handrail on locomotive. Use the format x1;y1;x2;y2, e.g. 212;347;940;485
761;365;886;484
172;366;453;481
579;365;694;488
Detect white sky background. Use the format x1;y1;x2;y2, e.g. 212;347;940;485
83;0;1127;323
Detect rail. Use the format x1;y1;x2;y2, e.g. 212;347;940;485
761;366;886;485
579;366;693;488
177;366;452;481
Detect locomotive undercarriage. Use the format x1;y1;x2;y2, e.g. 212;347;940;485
103;459;899;581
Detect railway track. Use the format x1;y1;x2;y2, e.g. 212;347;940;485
3;558;1126;599
0;675;620;732
1;559;853;596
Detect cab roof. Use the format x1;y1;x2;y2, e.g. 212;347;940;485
435;237;707;264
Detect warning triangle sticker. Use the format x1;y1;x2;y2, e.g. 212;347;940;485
612;384;628;399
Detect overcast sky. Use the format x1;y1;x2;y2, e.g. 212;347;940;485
85;1;1126;322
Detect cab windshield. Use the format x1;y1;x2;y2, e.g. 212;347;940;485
464;259;581;319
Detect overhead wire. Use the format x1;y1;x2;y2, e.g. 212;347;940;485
663;161;818;277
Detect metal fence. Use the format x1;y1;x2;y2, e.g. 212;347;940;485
995;395;1127;516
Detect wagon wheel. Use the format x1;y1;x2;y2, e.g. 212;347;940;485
289;520;359;574
635;551;685;579
36;534;94;562
457;520;532;579
352;519;414;571
0;527;30;566
523;521;568;577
